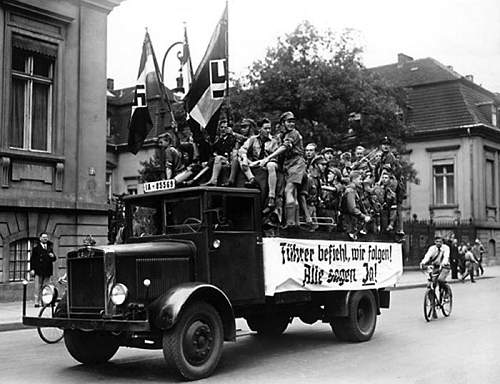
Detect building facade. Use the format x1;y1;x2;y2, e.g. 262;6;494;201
372;54;500;265
0;0;122;300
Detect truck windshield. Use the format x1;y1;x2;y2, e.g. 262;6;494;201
131;202;163;237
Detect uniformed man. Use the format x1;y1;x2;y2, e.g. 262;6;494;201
340;170;371;240
202;119;237;186
257;111;305;228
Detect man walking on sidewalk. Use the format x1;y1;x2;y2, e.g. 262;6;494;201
29;232;57;307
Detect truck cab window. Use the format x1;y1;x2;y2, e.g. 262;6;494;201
208;194;254;231
165;196;202;233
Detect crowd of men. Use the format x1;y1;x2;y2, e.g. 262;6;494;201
156;111;406;239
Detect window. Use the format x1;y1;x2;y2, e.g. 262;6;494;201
433;164;455;205
9;35;57;152
486;159;495;206
9;238;36;282
127;186;138;195
209;194;254;231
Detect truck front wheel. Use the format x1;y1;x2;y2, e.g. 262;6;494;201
64;330;119;364
162;301;224;380
246;314;290;336
330;291;377;342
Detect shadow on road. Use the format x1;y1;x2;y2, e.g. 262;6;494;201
62;325;345;382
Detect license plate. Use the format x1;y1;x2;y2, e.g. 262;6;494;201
143;179;175;193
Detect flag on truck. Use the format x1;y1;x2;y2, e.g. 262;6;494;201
180;24;194;95
185;4;228;130
127;31;165;154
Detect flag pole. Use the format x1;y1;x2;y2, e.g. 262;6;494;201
149;33;178;133
224;0;230;124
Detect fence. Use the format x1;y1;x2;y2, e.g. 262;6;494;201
402;220;476;266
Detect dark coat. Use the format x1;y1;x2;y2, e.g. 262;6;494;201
30;241;56;277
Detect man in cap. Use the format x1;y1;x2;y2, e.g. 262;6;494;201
257;111;305;228
340;170;371;240
321;147;336;167
223;118;256;187
239;118;280;207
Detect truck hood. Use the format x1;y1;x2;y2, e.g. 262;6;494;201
94;240;195;258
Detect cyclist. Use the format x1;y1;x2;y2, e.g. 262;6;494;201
419;235;451;291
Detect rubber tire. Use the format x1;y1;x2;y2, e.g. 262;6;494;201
37;305;64;344
162;302;224;381
64;330;119;365
440;285;453;317
423;289;435;322
246;314;290;336
330;291;377;342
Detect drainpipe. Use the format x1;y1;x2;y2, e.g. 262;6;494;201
468;129;474;222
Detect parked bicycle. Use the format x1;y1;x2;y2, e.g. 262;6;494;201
422;266;453;321
37;278;66;344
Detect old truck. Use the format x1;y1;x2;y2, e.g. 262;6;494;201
23;184;403;380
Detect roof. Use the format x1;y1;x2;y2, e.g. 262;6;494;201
370;56;500;133
370;57;462;87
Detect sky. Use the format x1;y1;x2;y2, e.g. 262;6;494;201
107;0;500;92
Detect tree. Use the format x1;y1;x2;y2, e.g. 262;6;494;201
230;21;412;159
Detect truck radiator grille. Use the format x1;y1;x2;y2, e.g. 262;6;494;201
136;257;190;299
68;256;105;312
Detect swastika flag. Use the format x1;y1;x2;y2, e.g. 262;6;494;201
127;31;163;154
185;4;228;130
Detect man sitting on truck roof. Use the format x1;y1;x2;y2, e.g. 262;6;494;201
256;111;306;229
201;119;237;186
240;118;280;207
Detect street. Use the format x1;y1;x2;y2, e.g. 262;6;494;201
1;278;499;384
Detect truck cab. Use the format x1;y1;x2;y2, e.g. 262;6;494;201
24;185;402;381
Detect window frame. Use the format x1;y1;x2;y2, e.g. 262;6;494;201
432;161;456;206
10;46;54;153
2;10;66;160
8;238;37;282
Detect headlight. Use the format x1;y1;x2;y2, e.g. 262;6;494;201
110;283;128;305
41;284;58;306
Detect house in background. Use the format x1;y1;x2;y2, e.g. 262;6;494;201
0;0;122;300
371;53;500;266
105;79;178;199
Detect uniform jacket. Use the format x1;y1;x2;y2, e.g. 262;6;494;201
30;241;57;277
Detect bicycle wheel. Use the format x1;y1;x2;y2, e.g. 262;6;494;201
440;285;453;317
37;305;64;344
423;289;435;322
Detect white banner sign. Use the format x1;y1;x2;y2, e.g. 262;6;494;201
263;237;403;296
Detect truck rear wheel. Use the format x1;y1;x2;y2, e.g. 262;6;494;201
246;314;290;336
330;291;377;342
162;301;224;381
64;330;119;364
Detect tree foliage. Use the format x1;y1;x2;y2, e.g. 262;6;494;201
230;21;411;154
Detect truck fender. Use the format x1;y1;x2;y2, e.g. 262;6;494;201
147;282;236;341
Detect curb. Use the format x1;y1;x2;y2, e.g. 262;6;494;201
390;275;495;291
0;323;33;332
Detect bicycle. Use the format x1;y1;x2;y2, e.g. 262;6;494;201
37;278;66;344
422;266;453;322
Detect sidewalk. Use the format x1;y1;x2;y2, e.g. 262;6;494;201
1;266;498;332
